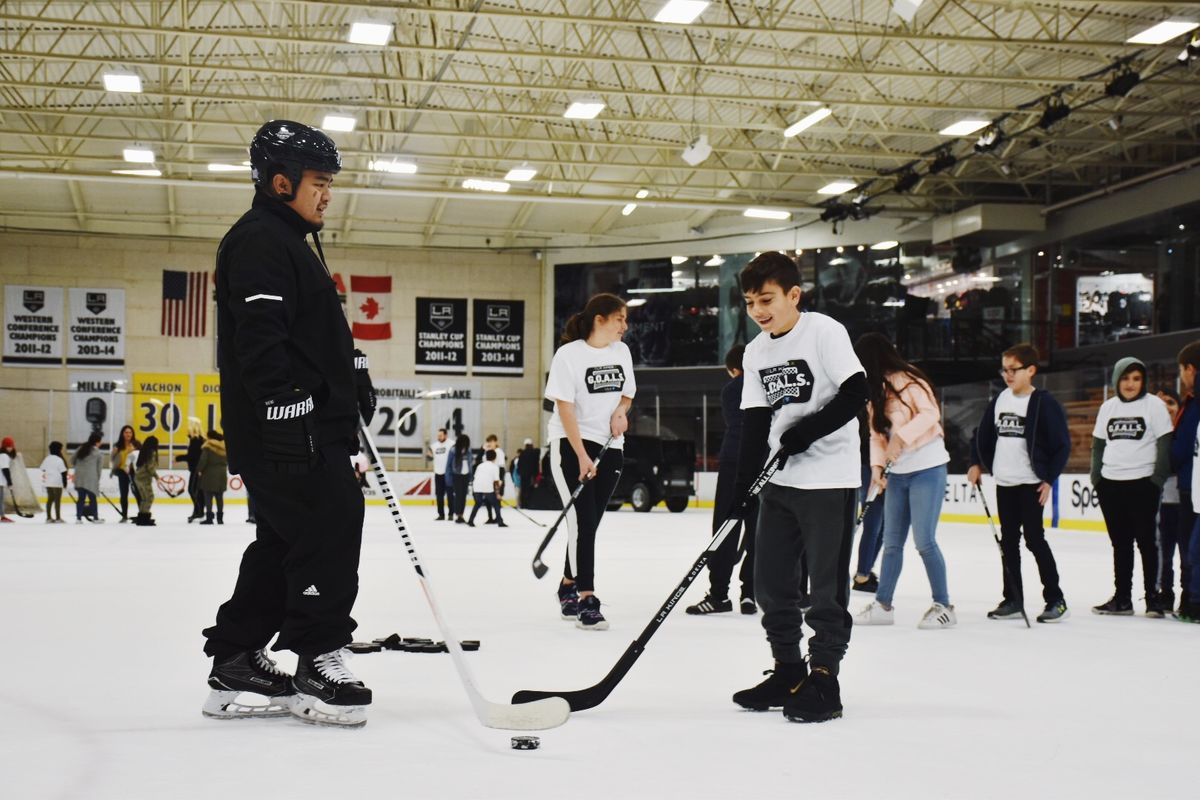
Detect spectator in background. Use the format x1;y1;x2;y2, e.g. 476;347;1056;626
197;430;228;525
0;436;13;522
428;428;451;520
485;434;507;507
467;449;506;528
178;418;206;523
73;432;104;523
40;441;68;524
133;435;160;526
517;438;539;509
445;434;472;524
110;425;140;523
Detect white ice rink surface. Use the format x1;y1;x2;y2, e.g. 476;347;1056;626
1;505;1194;800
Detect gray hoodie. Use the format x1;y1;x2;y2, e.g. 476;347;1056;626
1092;355;1170;486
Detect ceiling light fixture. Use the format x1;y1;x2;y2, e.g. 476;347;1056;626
628;286;686;294
348;21;393;46
635;188;650;199
369;159;418;174
1127;19;1199;45
653;0;710;25
112;168;161;177
705;254;725;266
122;147;155;164
817;180;857;195
462;178;511;193
891;0;925;23
626;298;648;307
207;163;251;172
974;126;1005;154
938;119;989;137
564;100;605;120
102;71;142;93
504;163;538;182
670;256;688;265
621;203;637;216
743;208;791;220
681;135;713;166
783;107;832;138
872;241;899;250
321;114;357;132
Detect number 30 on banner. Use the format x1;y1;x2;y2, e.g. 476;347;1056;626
132;372;190;446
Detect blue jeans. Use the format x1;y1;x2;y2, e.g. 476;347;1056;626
856;464;886;577
1190;515;1200;600
76;488;98;520
876;463;950;607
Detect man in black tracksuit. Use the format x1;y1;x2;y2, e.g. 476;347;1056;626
201;120;377;727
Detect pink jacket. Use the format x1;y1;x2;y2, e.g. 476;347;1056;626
868;373;944;468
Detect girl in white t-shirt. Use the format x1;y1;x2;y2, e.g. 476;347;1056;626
39;441;68;524
1091;357;1174;616
544;293;636;631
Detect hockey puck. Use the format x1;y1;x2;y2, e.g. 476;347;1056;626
347;641;383;654
511;736;540;751
460;640;481;652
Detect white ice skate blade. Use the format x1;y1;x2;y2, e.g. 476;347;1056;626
290;696;368;729
201;689;293;720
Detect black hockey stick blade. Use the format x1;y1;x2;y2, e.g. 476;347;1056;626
530;436;615;579
502;499;547;528
513;452;784;711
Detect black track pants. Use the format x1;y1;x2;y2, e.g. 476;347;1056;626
995;483;1064;604
548;438;622;593
202;444;365;658
1097;477;1161;602
706;463;756;601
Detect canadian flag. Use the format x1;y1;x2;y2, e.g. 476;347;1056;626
350;275;392;340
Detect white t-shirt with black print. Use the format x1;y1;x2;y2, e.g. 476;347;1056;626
992;389;1040;487
741;312;864;490
1094;394;1173;481
430;440;451;474
545;339;637;448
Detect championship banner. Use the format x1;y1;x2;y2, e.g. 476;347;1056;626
194;373;222;435
68;372;129;449
351;274;392;340
3;285;64;367
415;297;468;374
131;372;191;448
66;288;126;367
370;379;482;457
471;299;524;376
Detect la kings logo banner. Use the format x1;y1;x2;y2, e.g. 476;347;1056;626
760;360;815;408
997;412;1025;437
585;364;626;393
1106;417;1147;441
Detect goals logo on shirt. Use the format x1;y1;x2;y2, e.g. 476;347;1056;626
760;360;815;408
997;413;1025;437
1107;417;1147;441
585;365;626;393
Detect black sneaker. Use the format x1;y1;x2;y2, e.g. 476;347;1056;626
686;594;732;615
293;649;373;706
1037;599;1070;623
1092;597;1134;616
576;594;609;630
1176;599;1200;623
203;649;295;719
732;660;807;711
987;599;1025;620
783;667;842;723
557;582;579;620
497;521;508;528
1145;593;1172;619
740;597;757;615
851;572;879;593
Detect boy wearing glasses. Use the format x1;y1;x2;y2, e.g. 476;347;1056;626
968;343;1071;623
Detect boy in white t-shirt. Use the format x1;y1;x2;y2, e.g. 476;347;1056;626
1090;358;1174;616
730;253;867;724
467;449;506;528
39;441;68;524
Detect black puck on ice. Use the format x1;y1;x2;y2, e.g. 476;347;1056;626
347;641;383;654
511;736;540;751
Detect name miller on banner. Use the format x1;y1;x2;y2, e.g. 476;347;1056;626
472;299;525;376
415;297;468;375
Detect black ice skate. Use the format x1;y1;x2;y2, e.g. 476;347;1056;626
557;581;579;620
291;649;372;728
1091;597;1134;616
203;649;295;720
685;594;732;615
732;660;807;711
783;666;842;723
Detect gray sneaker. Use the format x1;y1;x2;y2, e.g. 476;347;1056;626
987;599;1024;620
1037;599;1070;623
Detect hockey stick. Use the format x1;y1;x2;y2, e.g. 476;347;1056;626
99;490;126;518
976;481;1032;629
501;498;547;528
359;422;571;731
513;451;785;711
530;436;615;579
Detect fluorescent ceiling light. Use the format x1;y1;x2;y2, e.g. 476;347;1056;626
671;270;684;277
112;168;161;177
704;254;725;266
1127;19;1199;45
348;21;393;46
635;188;650;199
628;286;686;294
102;71;142;93
653;0;710;25
122;147;155;164
743;208;791;220
670;256;688;265
938;119;989;137
892;0;925;24
972;276;1003;283
564;101;605;120
322;114;357;132
621;203;637;216
504;164;538;182
462;178;510;193
369;159;418;174
817;180;856;195
681;135;712;166
784;107;832;137
207;163;251;172
871;240;899;250
626;298;648;307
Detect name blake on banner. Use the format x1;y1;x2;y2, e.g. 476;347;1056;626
471;299;525;376
3;285;65;367
415;297;468;375
67;288;126;367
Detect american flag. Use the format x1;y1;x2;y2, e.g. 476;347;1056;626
161;270;208;337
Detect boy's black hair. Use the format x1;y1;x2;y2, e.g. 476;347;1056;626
1002;342;1039;370
739;252;801;302
1157;385;1181;405
485;449;497;461
1178;341;1200;371
724;344;745;373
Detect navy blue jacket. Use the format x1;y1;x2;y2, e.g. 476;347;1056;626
717;375;744;467
444;446;474;481
1170;393;1200;492
971;388;1071;484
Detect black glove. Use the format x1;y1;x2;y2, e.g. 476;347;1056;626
779;419;819;457
353;349;377;425
258;390;318;473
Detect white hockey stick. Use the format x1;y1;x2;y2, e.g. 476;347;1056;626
359;423;571;731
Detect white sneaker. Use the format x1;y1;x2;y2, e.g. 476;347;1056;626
918;603;957;629
855;601;894;626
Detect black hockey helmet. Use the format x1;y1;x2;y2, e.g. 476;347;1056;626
249;120;341;194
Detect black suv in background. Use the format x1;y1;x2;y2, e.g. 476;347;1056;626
527;434;696;513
